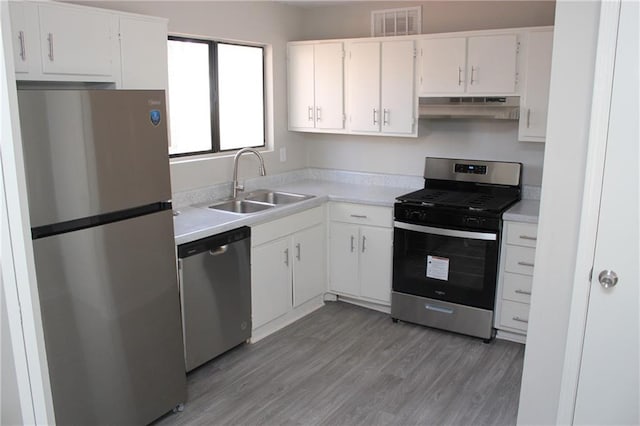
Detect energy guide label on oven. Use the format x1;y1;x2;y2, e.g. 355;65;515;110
426;255;449;281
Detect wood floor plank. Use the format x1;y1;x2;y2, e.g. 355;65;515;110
153;302;524;426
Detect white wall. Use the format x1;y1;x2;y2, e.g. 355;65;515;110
517;1;601;423
300;1;556;40
306;120;545;186
298;1;553;185
72;1;308;194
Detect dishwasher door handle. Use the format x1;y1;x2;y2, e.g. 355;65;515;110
209;245;228;256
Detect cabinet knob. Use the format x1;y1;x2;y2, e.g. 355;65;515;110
598;270;618;288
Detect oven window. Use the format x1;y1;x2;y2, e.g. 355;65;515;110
393;227;499;310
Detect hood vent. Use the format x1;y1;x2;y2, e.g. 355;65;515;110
418;96;520;120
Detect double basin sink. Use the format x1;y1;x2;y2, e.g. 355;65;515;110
208;189;314;214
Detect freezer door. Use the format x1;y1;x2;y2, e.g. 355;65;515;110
32;210;186;425
18;89;172;228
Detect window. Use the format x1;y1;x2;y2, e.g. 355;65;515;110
167;36;265;157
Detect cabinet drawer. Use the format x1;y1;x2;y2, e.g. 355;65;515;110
330;202;392;228
500;300;530;332
506;222;538;248
504;245;536;276
502;272;533;304
252;206;324;247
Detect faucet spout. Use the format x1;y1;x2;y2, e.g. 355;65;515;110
232;148;266;198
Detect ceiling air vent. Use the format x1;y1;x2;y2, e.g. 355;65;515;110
371;6;421;37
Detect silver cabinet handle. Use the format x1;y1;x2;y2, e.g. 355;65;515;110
519;235;537;241
308;106;313;121
598;270;618;288
209;245;228;256
350;235;355;253
350;214;367;219
526;108;531;128
316;107;321;121
47;33;54;61
515;289;532;296
518;261;535;267
373;108;378;125
457;66;462;86
383;108;390;126
470;66;477;85
361;235;366;253
18;30;26;61
284;248;289;266
296;243;301;261
512;316;529;324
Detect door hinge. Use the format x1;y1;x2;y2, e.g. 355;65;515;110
413;48;417;58
516;41;521;54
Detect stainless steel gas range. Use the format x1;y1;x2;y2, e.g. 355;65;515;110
391;157;522;341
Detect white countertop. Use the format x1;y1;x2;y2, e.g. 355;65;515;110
173;179;417;245
503;199;540;224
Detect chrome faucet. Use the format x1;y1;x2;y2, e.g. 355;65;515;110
232;148;266;198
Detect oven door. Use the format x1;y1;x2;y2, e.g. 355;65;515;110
392;221;499;310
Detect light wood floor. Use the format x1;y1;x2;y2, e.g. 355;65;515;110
155;301;524;426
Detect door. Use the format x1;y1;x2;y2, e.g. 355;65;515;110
9;2;29;74
38;5;115;76
119;17;168;90
466;34;518;94
573;2;639;423
31;210;185;425
292;224;325;307
314;42;344;130
380;40;415;134
287;44;315;129
17;90;171;227
359;226;393;303
519;30;553;141
347;41;380;133
419;37;466;95
329;222;360;297
252;237;291;328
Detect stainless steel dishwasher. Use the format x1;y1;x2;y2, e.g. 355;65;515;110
177;226;251;372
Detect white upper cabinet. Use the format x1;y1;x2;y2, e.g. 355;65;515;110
37;4;117;78
347;39;416;137
419;37;466;94
287;42;344;131
8;1;31;74
419;33;518;96
518;28;553;142
119;16;169;90
8;1;168;88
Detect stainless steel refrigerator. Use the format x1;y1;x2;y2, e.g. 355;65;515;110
17;89;186;425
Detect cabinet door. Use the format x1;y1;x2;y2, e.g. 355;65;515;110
252;238;291;329
359;226;393;304
292;224;326;307
419;37;466;95
38;5;116;77
329;222;360;296
381;40;415;134
314;42;344;130
519;30;553;141
347;41;380;133
9;1;29;74
119;17;168;90
466;34;518;94
288;44;315;130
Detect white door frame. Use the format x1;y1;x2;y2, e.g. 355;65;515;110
555;1;624;422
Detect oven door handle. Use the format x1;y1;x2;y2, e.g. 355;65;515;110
394;221;497;241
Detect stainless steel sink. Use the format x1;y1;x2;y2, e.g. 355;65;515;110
207;190;314;214
244;190;314;205
208;199;274;214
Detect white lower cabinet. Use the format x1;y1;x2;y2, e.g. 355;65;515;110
328;202;393;305
251;207;326;338
495;221;538;342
